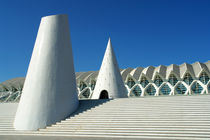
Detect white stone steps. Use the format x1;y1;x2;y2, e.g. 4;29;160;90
44;127;210;132
0;121;13;125
95;102;209;105
72;114;210;117
44;127;210;131
68;116;210;119
90;106;210;109
1;130;209;139
111;102;209;104
82;111;210;114
0;125;14;127
47;125;210;129
37;129;210;135
53;124;210;127
0;127;14;129
0;129;15;131
11;131;210;138
87;108;210;110
1;95;210;139
100;105;209;107
58;120;210;124
0;120;14;122
0;133;208;140
63;119;210;122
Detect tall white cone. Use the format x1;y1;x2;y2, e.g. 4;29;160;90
14;15;78;130
91;38;127;99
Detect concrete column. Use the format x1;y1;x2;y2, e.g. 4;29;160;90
14;14;78;130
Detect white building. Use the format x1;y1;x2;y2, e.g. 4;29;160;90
0;61;209;101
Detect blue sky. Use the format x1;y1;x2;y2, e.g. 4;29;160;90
0;0;209;82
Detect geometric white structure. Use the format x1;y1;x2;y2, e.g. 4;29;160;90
91;38;127;99
13;14;78;130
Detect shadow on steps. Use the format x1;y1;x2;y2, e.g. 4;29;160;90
68;99;112;118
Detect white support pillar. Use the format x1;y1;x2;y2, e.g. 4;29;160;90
14;14;78;130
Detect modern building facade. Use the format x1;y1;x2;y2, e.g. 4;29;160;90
0;60;210;102
77;61;210;98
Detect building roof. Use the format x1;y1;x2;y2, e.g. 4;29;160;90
0;60;209;91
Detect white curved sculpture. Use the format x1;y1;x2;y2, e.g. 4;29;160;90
14;14;78;130
91;38;127;99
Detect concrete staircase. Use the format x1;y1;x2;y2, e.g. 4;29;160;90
0;95;210;139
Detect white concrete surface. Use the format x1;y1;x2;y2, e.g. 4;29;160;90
14;14;78;130
91;38;127;99
0;95;210;139
0;103;17;116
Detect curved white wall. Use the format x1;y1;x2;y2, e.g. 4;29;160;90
91;38;127;99
14;14;78;130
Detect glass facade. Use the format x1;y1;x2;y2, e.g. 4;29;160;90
79;81;87;91
91;80;96;90
6;93;19;102
146;84;156;96
175;83;187;94
140;77;149;88
168;74;178;86
130;86;141;97
160;84;171;95
154;75;163;87
191;82;203;94
1;63;210;102
183;73;193;85
127;78;135;88
199;72;209;85
208;84;210;92
0;94;9;102
80;89;90;98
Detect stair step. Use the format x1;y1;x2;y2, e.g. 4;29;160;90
29;131;210;138
0;132;207;140
53;124;210;127
63;119;210;123
0;95;210;139
44;127;210;131
40;129;210;135
58;120;210;124
47;125;210;129
68;116;210;119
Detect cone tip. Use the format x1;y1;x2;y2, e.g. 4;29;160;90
42;14;68;19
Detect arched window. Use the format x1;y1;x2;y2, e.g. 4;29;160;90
11;87;17;92
79;81;87;91
183;73;193;85
191;82;203;94
146;85;156;96
130;86;141;97
160;84;171;95
90;80;96;90
154;75;163;87
168;74;178;86
175;83;187;94
0;94;9;102
199;72;209;85
79;88;90;99
6;93;19;102
208;84;210;93
127;78;135;89
140;76;149;88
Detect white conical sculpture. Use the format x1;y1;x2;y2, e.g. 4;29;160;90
14;14;78;130
91;38;127;99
